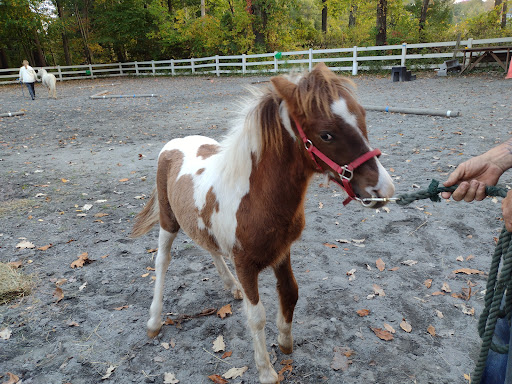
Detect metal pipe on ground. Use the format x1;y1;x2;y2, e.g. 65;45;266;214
0;111;25;118
363;105;460;118
90;94;158;99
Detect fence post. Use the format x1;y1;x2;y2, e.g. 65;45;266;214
57;65;62;81
88;64;93;79
274;52;278;73
242;54;246;75
215;55;220;77
191;58;195;74
152;60;155;76
171;59;175;76
135;61;139;76
309;48;313;71
401;43;407;67
352;46;358;75
119;62;124;76
467;38;473;49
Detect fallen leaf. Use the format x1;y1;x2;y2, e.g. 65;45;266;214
401;260;418;266
16;240;35;249
441;282;451;293
221;351;232;359
0;327;12;340
281;359;293;365
452;268;485;275
8;261;22;269
114;305;129;311
371;327;394;341
78;282;87;291
400;319;412;333
61;178;69;183
376;258;385;271
213;335;225;352
456;256;464;262
101;365;116;380
94;213;109;218
208;374;228;384
424;279;432;288
323;243;338;249
2;372;20;384
82;204;93;211
388;267;400;271
356;309;370;317
217;304;232;319
66;320;80;327
436;309;444;318
164;318;175;325
318;202;324;209
222;366;248;379
454;303;475;316
170;338;176;348
277;363;293;381
373;284;385;297
163;372;179;384
37;244;52;251
346;268;356;281
427;325;436;336
70;252;91;268
384;323;396;333
53;286;64;302
161;342;170;350
119;178;129;182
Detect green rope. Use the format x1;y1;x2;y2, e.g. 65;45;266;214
395;179;507;205
394;179;512;383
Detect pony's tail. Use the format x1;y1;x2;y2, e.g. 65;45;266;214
131;187;160;238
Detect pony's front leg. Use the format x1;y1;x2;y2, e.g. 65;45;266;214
273;251;298;354
147;228;177;338
239;271;278;384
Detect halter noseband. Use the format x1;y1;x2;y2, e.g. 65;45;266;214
293;118;381;206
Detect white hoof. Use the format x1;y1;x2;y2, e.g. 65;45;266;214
258;367;278;384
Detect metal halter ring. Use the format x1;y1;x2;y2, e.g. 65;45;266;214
304;140;313;151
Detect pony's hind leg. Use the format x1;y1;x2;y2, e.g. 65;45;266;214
273;251;298;354
147;227;177;338
210;253;243;299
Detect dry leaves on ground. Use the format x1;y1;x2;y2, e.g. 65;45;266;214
217;304;232;319
101;365;116;380
376;258;385;271
331;347;354;371
400;319;412;333
2;372;20;384
356;309;370;317
208;374;228;384
222;366;248;379
0;327;12;340
213;335;225;352
70;252;92;268
371;327;394;341
163;372;179;384
452;268;485;275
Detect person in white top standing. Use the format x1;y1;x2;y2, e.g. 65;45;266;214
19;60;37;100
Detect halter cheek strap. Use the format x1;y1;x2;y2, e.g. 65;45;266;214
293;118;381;205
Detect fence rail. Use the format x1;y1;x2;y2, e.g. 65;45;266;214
2;36;511;85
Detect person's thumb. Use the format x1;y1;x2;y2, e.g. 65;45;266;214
443;166;463;187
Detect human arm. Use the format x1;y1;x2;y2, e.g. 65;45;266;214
441;138;512;201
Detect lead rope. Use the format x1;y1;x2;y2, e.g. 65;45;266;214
390;179;511;383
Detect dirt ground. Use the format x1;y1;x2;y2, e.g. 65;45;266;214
0;70;511;384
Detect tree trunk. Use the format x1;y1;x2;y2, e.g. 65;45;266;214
251;0;267;48
167;0;172;14
32;30;47;67
376;0;387;46
322;0;327;33
501;1;507;28
75;4;93;64
56;0;71;65
419;0;429;32
0;47;9;69
201;0;205;16
348;3;357;27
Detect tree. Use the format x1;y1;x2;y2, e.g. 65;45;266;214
376;0;387;45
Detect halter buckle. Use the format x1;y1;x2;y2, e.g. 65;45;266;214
340;166;353;181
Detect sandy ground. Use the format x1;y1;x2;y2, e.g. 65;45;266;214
0;70;511;384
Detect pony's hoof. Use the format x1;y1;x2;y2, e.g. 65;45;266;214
147;328;161;338
278;344;293;355
232;288;243;300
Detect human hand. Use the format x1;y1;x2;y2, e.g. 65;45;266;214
502;190;512;232
441;153;505;201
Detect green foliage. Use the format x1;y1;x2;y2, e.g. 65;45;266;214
0;0;510;68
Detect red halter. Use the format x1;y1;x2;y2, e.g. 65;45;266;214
293;118;381;206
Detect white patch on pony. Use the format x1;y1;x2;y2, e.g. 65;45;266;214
364;160;395;198
331;99;358;129
159;110;258;255
279;101;296;139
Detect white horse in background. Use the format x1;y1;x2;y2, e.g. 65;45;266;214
37;69;57;99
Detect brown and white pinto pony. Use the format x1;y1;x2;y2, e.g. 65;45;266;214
132;63;395;383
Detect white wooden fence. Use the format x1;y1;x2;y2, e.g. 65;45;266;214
1;36;511;85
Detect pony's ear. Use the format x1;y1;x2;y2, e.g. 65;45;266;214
313;62;328;72
271;76;296;104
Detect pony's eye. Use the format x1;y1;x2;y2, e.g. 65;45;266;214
320;133;333;142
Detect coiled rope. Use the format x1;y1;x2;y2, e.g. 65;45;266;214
395;179;511;383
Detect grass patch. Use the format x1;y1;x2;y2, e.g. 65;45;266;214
0;262;32;305
0;199;35;216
